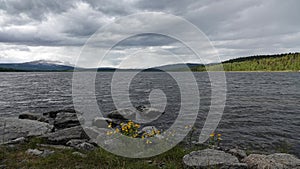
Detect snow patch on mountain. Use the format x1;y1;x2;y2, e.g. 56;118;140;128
26;60;74;66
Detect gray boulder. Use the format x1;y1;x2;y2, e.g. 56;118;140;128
54;112;80;129
41;126;89;145
3;137;26;145
92;117;112;128
66;139;87;147
139;126;158;136
83;127;110;143
26;148;43;156
66;139;95;151
72;151;87;158
0;118;52;144
183;149;243;169
75;142;95;151
243;153;300;169
26;148;54;157
228;148;247;160
0;165;6;169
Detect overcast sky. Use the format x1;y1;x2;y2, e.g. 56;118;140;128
0;0;299;68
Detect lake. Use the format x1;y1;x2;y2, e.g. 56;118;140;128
0;72;299;157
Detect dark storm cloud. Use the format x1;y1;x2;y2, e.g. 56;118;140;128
0;0;299;65
0;0;75;20
115;34;177;48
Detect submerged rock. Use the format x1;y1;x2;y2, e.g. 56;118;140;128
135;106;165;123
43;109;78;119
0;118;53;144
243;153;300;169
107;108;135;120
106;106;164;123
183;149;243;169
19;112;48;122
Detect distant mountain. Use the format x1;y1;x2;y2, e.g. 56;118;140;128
0;60;74;71
1;53;299;72
146;63;203;71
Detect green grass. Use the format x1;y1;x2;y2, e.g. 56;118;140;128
0;138;206;169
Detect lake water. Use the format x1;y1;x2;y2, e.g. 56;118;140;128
0;72;299;157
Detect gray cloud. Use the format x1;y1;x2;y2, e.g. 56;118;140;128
0;0;299;67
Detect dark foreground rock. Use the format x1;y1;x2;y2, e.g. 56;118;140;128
183;149;247;169
41;126;89;145
17;109;91;148
243;153;300;169
54;112;80;129
106;106;164;123
0;118;53;144
18;112;48;122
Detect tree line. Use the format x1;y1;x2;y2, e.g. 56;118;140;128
191;53;300;71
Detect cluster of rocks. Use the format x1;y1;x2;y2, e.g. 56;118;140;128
0;109;95;152
92;107;161;133
92;105;164;128
1;107;299;168
0;106;163;149
183;148;300;169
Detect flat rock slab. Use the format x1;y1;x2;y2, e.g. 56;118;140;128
41;126;89;145
54;112;80;129
183;149;243;169
0;118;53;143
243;153;300;169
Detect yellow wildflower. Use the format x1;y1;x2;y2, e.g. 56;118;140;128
106;131;113;136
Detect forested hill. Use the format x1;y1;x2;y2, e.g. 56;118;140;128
190;53;300;72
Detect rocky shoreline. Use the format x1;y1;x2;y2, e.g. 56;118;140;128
0;108;299;169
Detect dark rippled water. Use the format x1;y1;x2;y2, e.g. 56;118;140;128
0;72;299;156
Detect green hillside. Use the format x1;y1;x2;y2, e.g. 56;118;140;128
191;53;300;72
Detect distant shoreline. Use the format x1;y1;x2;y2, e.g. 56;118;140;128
0;70;299;72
